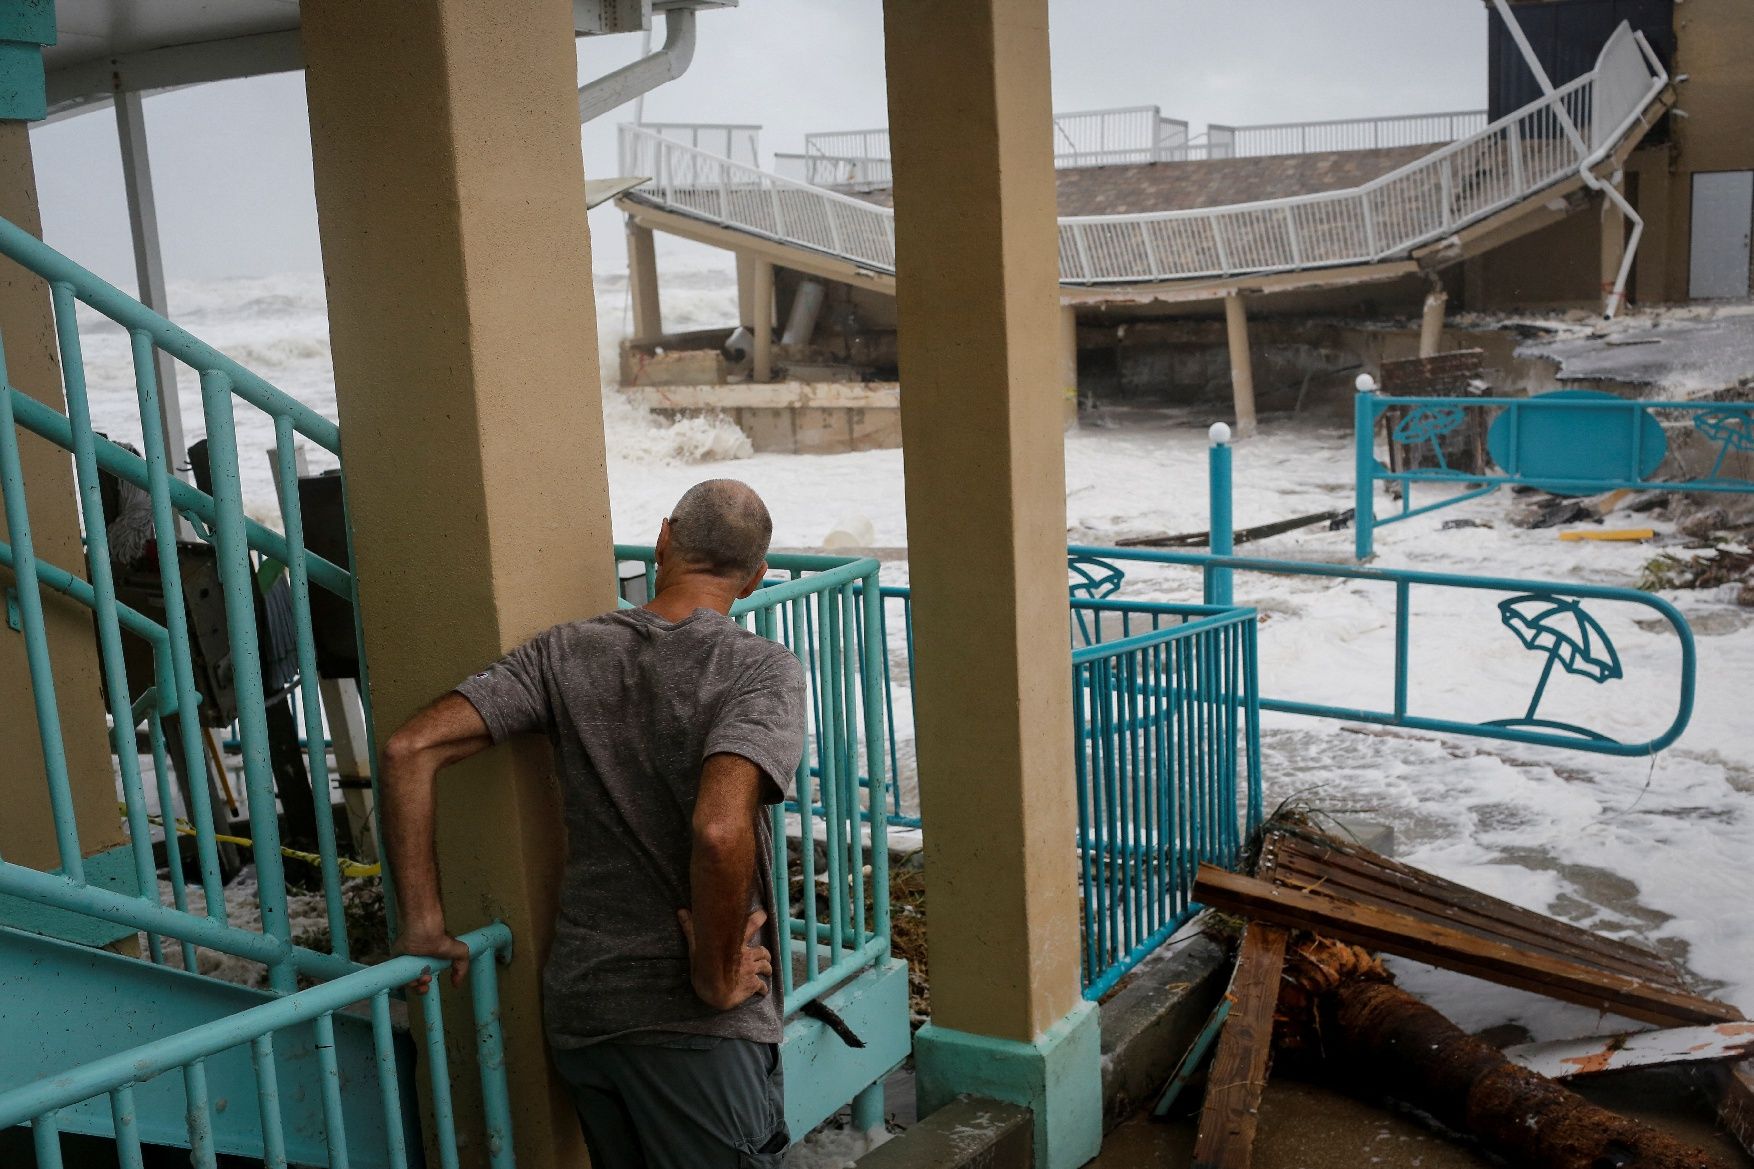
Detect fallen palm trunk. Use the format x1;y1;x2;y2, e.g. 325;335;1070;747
1318;977;1731;1169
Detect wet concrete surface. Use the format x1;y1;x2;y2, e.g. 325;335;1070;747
1092;1068;1753;1168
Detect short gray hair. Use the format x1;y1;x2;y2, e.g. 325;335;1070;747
667;479;773;581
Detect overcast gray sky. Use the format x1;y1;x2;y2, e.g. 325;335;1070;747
31;0;1487;288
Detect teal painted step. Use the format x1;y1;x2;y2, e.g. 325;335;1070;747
782;956;912;1137
0;845;140;948
0;925;419;1167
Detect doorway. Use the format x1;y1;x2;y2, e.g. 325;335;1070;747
1689;170;1754;300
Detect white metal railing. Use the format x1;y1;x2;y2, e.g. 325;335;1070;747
620;122;761;171
620;123;897;270
785;106;1192;187
1218;110;1489;158
621;23;1665;286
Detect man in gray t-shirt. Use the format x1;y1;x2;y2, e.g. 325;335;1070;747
377;480;805;1168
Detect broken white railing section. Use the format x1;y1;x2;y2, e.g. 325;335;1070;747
1505;1023;1754;1080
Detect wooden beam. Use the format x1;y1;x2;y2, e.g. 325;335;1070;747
1193;864;1742;1028
1058;260;1418;308
1270;834;1677;982
1192;923;1289;1169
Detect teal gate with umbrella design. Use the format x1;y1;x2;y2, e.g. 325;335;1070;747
1354;389;1754;558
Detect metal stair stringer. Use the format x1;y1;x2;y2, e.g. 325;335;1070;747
0;924;418;1167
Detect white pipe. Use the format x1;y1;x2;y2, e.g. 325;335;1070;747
1489;0;1650;318
578;7;696;124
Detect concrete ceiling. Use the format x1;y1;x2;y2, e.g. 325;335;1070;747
41;0;303;119
46;0;299;73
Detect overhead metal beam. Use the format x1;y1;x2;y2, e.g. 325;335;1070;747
45;30;303;122
112;88;190;484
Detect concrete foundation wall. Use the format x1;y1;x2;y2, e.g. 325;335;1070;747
628;383;902;453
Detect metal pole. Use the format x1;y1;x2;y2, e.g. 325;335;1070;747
1354;374;1379;560
113;89;188;483
1206;423;1234;607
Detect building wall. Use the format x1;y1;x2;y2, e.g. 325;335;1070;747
1472;0;1754;309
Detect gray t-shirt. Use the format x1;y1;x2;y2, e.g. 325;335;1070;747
454;606;805;1048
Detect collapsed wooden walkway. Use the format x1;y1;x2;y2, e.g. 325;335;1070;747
1187;825;1753;1169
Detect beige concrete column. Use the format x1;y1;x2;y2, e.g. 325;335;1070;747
1628;153;1673;305
1059;303;1079;430
736;250;757;327
1223;291;1258;437
627;218;662;343
301;3;613;1166
884;6;1101;1154
1419;283;1449;357
0;121;125;872
885;0;1080;1047
751;259;774;382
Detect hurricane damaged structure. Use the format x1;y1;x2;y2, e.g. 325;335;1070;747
618;0;1754;449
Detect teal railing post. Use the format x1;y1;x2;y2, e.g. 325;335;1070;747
1354;373;1379;560
1205;423;1234;607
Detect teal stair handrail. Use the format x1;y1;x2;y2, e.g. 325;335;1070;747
0;204;365;994
0;216;338;452
1;924;515;1169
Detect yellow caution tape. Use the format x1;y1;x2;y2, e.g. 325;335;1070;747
131;806;382;879
1558;528;1656;542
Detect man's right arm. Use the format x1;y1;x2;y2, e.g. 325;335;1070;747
679;751;773;1010
381;692;496;991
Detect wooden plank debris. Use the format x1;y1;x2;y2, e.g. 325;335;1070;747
1268;831;1681;985
1192;864;1741;1028
1504;1022;1754;1079
1191;922;1289;1169
1115;508;1351;549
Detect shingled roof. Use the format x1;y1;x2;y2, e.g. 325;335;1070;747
851;144;1439;216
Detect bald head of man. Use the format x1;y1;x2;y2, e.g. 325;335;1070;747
654;479;773;596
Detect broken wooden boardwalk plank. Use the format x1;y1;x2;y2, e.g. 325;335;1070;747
1503;1022;1754;1079
1271;830;1678;983
1192;864;1742;1028
1191;922;1289;1169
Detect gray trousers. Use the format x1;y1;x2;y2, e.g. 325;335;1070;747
552;1034;788;1169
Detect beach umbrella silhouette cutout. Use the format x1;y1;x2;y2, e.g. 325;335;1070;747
1392;404;1467;470
1068;555;1126;646
1695;410;1754;481
1489;593;1622;738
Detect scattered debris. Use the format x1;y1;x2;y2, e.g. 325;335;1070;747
1682;508;1735;540
1116;508;1352;549
1442;517;1491;531
1640;544;1754;597
1504;1023;1754;1080
1518;487;1645;530
1629;490;1674;513
1177;825;1751;1169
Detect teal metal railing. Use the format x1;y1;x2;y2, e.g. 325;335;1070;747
865;583;1264;995
1076;546;1697;759
0;923;514;1169
612;547;891;1014
0;216;519;1163
1072;600;1262;997
1354;389;1754;559
0;212;363;990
